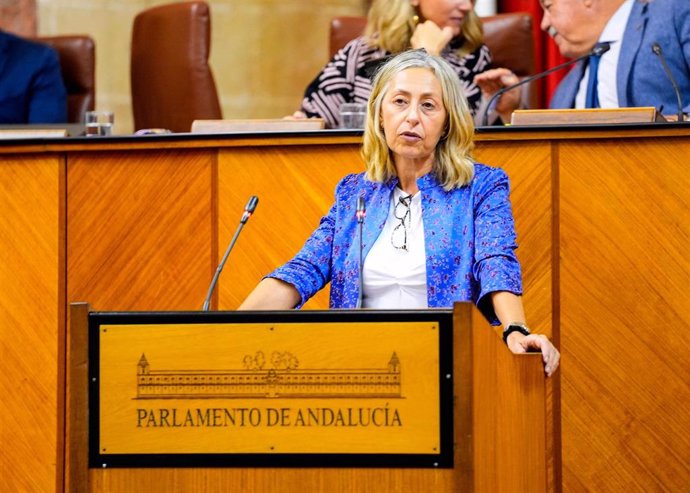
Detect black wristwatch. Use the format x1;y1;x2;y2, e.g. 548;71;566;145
502;323;531;344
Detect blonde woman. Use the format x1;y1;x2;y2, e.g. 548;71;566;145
242;50;560;377
295;0;490;128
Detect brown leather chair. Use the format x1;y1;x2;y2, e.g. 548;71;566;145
130;1;222;132
481;13;537;109
34;35;96;123
329;16;367;59
329;12;537;108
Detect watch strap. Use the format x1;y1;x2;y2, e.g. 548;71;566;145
502;323;531;344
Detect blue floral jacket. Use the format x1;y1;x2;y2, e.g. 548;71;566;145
268;163;522;324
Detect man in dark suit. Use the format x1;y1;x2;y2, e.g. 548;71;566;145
0;30;67;123
475;0;690;119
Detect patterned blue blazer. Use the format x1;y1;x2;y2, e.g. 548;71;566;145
268;164;522;324
550;0;690;114
0;30;67;124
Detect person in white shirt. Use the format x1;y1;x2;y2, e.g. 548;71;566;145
474;0;690;121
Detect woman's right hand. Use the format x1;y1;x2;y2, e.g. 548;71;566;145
411;21;454;56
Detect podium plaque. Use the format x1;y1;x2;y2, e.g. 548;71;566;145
88;310;454;468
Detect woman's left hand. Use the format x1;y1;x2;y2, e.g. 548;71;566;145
410;21;454;56
506;332;560;377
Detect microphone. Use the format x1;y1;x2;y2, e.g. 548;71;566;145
481;42;612;126
356;196;366;309
651;42;685;122
202;195;259;311
356;196;366;223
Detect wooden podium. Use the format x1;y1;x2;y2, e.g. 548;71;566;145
68;302;556;493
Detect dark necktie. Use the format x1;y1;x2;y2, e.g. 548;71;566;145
585;44;605;108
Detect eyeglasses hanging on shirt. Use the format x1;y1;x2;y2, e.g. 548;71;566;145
391;194;413;251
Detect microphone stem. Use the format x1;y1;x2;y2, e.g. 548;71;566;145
202;221;246;311
482;50;593;127
356;218;364;309
654;48;684;122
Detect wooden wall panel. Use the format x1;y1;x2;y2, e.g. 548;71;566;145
558;138;690;492
474;141;553;335
0;155;62;492
3;128;688;492
67;149;215;311
217;144;364;310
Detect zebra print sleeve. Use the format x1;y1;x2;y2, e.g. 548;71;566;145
443;44;493;117
299;38;493;129
299;37;387;129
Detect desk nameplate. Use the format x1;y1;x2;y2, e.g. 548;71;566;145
89;310;453;468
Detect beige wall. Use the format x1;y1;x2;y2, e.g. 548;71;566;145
36;0;366;134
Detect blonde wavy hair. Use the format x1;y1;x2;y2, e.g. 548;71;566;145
364;0;483;56
361;50;475;190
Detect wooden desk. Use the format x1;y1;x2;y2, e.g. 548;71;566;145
1;125;688;491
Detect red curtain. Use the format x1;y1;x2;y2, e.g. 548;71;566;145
498;0;566;107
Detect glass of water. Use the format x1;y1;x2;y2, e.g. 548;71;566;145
339;103;366;129
85;111;114;136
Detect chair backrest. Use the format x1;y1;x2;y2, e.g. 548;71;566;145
481;13;536;109
130;1;222;132
328;16;367;59
34;35;96;123
328;12;537;109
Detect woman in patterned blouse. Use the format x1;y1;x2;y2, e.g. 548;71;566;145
293;0;492;128
242;50;560;376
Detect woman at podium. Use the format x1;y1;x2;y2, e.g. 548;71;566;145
240;50;559;377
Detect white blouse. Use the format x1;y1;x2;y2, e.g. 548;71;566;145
362;188;428;309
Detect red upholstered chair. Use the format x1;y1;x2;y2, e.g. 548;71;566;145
34;35;96;123
130;1;222;132
329;12;538;109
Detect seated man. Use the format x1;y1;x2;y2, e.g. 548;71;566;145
0;29;67;123
475;0;690;121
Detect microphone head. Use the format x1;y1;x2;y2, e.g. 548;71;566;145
245;195;259;213
240;195;259;224
356;196;365;212
356;196;366;222
651;42;662;55
592;42;612;56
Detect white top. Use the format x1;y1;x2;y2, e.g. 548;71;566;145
362;188;428;309
575;0;634;109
